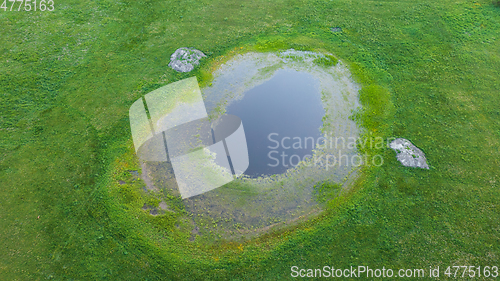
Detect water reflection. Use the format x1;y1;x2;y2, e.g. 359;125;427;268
225;69;324;177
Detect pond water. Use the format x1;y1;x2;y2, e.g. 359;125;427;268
224;69;324;177
144;50;363;242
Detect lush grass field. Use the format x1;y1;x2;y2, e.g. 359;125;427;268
1;0;499;279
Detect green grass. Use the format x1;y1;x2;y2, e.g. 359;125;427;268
313;54;339;67
1;0;500;279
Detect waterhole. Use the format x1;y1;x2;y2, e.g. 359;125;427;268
224;69;324;177
144;50;362;241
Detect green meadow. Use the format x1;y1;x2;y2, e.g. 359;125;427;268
1;0;499;279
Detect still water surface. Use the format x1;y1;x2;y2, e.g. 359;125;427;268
224;69;325;177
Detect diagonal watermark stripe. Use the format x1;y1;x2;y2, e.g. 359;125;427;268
129;77;249;199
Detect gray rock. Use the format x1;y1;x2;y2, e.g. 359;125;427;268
168;47;206;72
330;27;342;33
389;138;429;169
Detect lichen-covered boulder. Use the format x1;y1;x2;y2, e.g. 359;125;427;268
168;47;206;72
389;138;429;169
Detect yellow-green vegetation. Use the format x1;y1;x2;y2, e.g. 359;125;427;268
1;0;499;280
313;54;339;67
